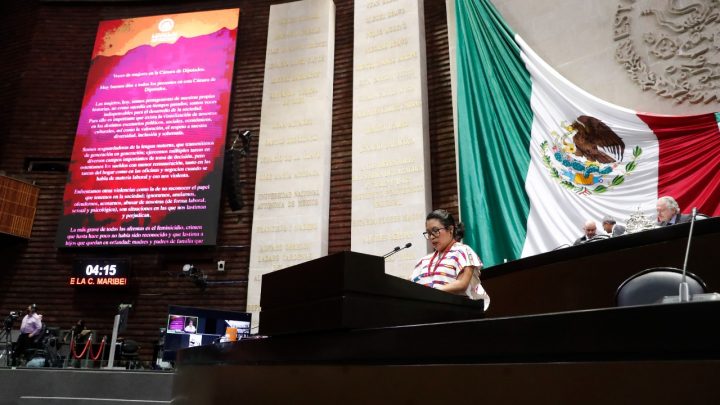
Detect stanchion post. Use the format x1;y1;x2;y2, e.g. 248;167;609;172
82;333;92;368
104;313;122;369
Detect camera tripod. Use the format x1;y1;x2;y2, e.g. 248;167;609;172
0;324;14;367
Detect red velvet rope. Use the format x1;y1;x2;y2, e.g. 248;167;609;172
70;335;92;359
88;337;106;361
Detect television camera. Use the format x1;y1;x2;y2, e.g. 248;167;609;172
1;311;21;366
3;311;20;330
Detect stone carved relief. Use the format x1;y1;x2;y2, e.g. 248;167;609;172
614;0;720;104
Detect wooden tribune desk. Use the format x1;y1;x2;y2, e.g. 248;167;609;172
174;302;720;404
482;216;720;317
174;240;720;404
258;251;485;335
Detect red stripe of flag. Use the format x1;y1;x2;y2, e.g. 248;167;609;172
637;112;720;216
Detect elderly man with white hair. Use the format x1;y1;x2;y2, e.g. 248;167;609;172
656;196;693;226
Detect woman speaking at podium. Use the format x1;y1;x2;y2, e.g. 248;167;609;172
410;209;490;309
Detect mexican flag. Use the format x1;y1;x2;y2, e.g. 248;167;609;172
452;0;720;267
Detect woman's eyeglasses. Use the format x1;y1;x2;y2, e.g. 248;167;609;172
422;227;446;240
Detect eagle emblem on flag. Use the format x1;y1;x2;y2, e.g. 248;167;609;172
540;115;642;195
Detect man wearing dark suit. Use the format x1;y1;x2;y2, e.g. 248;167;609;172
601;216;626;236
573;220;598;245
656;196;692;226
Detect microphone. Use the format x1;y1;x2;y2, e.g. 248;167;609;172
679;207;697;302
382;242;412;259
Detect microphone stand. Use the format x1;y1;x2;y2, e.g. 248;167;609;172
382;247;400;258
679;207;697;302
382;243;412;259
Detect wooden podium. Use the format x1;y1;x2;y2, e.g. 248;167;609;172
259;251;485;335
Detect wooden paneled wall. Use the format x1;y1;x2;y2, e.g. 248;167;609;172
0;176;40;239
0;0;457;362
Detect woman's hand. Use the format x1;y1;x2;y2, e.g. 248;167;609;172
436;266;475;294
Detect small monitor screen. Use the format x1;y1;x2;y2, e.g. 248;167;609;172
162;305;251;361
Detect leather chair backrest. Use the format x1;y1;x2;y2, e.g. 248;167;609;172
616;267;708;306
121;339;140;354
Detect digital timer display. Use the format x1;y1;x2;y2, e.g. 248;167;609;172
84;264;118;276
70;258;130;287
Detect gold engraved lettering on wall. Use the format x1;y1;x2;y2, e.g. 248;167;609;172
352;185;423;201
366;0;399;9
366;177;410;188
256;201;285;210
259;152;320;164
355;52;418;72
359;136;414;152
277;15;320;25
363;231;414;244
367;22;407;38
258;254;281;262
259;243;283;252
270;89;304;100
258;172;292;181
354;99;421;118
256;239;315;263
270;88;320;106
256;224;290;233
297;199;318;207
269;56;326;69
259;155;292;163
257;191;293;200
365;120;409;134
361;157;414;170
271;71;322;84
295;189;319;197
358;86;413;102
294;170;319;178
366;8;406;24
352;212;423;227
365;38;409;53
353;156;425;202
273;27;322;40
260;135;319;146
267;41;328;54
294;223;317;231
270;119;314;129
283;252;313;261
257;188;321;208
356;69;416;86
374;199;401;208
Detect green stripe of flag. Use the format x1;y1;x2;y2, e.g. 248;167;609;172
455;0;534;267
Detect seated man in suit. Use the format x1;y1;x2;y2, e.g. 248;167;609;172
573;220;598;245
656;196;692;226
601;215;626;236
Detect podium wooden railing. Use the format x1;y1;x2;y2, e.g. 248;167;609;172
0;175;40;239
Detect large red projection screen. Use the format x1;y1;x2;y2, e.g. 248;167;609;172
56;9;240;248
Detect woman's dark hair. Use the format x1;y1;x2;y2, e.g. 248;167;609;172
426;209;465;241
73;320;85;333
